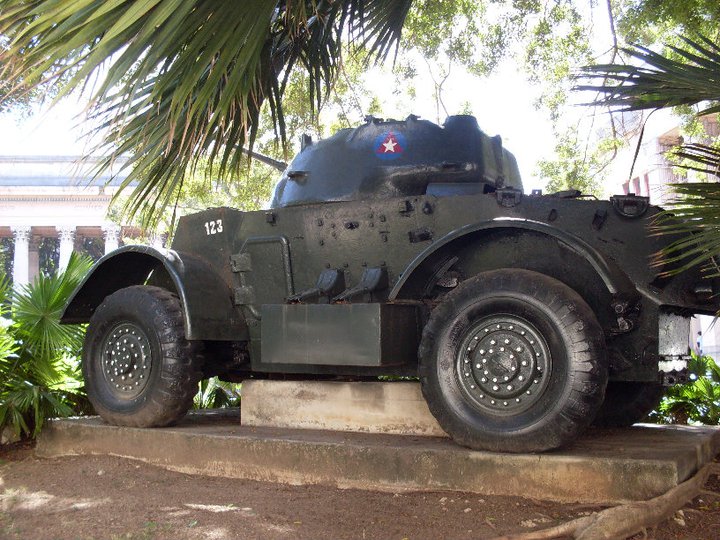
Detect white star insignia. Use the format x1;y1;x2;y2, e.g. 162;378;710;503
382;138;397;153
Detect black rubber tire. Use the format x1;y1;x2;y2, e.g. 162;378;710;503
592;381;665;427
83;285;203;427
419;269;608;453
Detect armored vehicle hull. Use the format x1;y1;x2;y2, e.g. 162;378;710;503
62;115;717;452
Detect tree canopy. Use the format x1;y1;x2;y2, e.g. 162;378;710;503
0;0;718;224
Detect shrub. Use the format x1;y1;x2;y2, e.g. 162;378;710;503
650;353;720;425
0;253;93;440
194;377;241;409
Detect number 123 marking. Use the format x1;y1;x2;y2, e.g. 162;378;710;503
204;219;223;235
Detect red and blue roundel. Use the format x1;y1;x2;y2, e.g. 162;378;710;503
374;131;406;160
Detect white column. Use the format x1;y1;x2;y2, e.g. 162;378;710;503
11;226;31;289
102;224;121;254
57;225;76;272
27;235;40;284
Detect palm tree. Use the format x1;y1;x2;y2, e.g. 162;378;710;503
0;0;412;224
578;36;720;276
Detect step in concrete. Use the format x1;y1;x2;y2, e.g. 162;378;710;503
37;409;720;504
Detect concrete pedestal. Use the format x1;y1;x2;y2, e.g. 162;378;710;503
37;407;720;504
242;380;446;436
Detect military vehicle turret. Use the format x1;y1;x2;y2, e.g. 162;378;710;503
61;115;716;453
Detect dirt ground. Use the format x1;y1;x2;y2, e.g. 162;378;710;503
0;441;718;540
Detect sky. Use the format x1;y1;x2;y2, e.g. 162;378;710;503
0;97;97;156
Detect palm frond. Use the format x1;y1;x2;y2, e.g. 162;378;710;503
0;272;10;309
671;143;720;178
652;182;720;276
576;35;720;114
0;313;20;378
10;253;93;361
0;322;16;366
647;141;720;276
0;0;411;226
0;377;78;437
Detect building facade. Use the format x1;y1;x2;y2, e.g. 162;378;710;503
609;112;719;202
0;155;146;289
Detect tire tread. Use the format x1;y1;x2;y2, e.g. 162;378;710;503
419;269;607;453
83;285;203;428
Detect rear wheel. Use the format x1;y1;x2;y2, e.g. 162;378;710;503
83;285;203;427
419;269;607;453
592;381;664;427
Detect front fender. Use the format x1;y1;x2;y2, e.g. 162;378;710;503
61;245;246;341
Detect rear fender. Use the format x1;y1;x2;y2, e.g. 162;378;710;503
390;219;638;332
61;245;245;341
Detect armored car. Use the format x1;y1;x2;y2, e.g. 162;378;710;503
61;115;717;452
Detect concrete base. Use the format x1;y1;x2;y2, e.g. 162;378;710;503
242;380;446;437
37;410;720;504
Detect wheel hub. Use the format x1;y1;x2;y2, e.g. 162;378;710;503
456;315;551;413
100;322;152;399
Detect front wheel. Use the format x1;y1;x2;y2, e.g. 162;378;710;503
83;286;203;427
419;269;608;453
